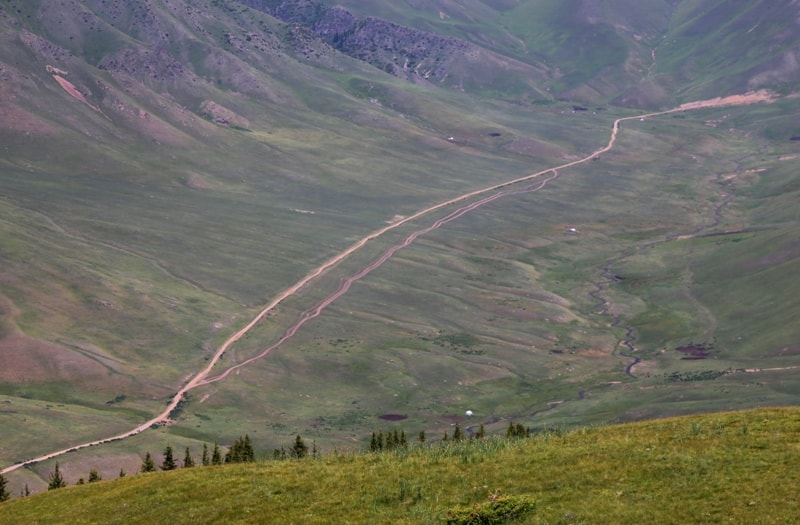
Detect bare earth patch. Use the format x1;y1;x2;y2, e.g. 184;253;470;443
52;74;101;112
677;90;776;110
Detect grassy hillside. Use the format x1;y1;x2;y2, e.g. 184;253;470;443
2;407;799;524
1;0;800;495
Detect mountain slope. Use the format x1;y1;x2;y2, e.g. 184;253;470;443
311;0;800;106
1;0;800;494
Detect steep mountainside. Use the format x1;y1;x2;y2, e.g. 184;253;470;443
308;0;800;106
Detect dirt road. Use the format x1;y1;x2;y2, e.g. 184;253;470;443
0;91;775;475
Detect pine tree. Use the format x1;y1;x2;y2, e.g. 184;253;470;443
442;431;449;442
201;443;210;466
88;468;101;482
47;462;67;490
243;434;255;462
119;468;126;478
291;435;308;458
211;442;222;465
400;430;408;448
505;420;527;438
369;432;379;452
224;443;237;463
161;445;177;470
23;484;30;497
141;452;157;473
0;472;10;502
475;424;486;439
453;423;464;441
77;478;85;485
224;435;255;464
312;440;318;458
418;430;426;444
183;447;195;468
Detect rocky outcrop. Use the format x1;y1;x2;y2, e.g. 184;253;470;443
19;30;73;64
233;0;542;90
198;100;251;129
333;17;469;84
97;47;184;81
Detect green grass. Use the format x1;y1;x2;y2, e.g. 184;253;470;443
2;407;800;523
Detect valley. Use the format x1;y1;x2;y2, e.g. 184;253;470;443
0;89;781;476
0;0;799;497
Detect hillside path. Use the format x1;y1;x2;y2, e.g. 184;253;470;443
0;90;774;475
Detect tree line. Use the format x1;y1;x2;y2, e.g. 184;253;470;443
0;421;532;499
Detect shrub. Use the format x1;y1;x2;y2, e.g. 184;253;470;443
443;494;536;524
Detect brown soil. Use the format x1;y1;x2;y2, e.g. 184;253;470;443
675;344;712;360
378;414;408;421
676;90;776;110
52;74;101;112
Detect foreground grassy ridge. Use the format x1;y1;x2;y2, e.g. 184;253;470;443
2;407;800;524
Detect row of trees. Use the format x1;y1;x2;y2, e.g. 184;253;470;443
27;435;258;494
141;435;257;473
2;422;533;499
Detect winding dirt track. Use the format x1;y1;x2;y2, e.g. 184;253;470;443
1;91;774;475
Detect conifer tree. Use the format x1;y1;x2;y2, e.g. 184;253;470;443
23;484;30;497
77;478;85;485
386;429;397;450
141;452;157;473
201;443;210;466
224;435;255;463
224;442;237;463
400;430;408;448
453;423;464;442
183;447;195;468
291;435;308;458
475;424;486;439
505;420;528;438
119;468;126;478
88;468;101;482
211;442;222;465
376;430;384;451
418;430;426;444
370;432;379;452
243;434;255;462
0;473;10;502
161;445;177;470
442;431;449;442
312;440;318;458
47;462;67;490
